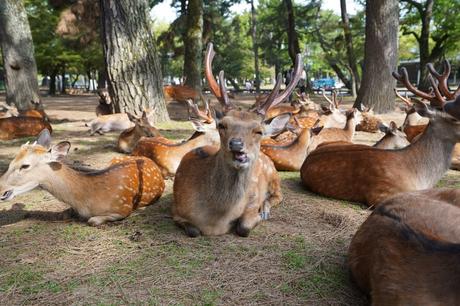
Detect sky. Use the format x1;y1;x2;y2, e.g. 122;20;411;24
150;0;361;24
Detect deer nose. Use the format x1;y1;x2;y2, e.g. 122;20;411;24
229;138;244;152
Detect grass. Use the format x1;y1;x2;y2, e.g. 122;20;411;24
0;94;458;305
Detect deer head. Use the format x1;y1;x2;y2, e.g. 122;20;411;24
0;129;70;201
205;43;302;169
126;110;160;138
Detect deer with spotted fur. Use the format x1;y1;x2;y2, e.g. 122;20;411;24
0;129;164;226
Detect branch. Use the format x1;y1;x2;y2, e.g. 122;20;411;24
400;0;424;14
401;27;421;43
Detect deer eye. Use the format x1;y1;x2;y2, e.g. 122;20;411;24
253;129;263;135
20;164;30;170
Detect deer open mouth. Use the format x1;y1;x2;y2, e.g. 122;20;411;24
232;151;249;164
1;190;13;201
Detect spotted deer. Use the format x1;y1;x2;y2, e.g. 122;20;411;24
349;188;460;305
172;43;301;237
301;62;460;206
117;111;161;153
0;129;164;225
132;100;219;177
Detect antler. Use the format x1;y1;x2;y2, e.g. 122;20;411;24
186;99;213;123
394;88;413;107
321;89;335;109
272;54;303;106
204;43;235;111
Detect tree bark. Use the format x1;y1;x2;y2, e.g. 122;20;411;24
340;0;360;97
283;0;301;65
183;0;203;92
97;68;107;89
61;65;66;94
250;0;260;93
99;0;169;123
0;0;41;111
354;0;399;113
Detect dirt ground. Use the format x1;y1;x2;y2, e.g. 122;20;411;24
0;93;459;305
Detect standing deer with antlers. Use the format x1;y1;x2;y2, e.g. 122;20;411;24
301;60;460;206
0;130;165;225
172;43;301;237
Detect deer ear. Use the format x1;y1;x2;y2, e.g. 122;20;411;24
263;113;291;136
389;121;398;132
190;120;206;132
50;141;71;161
37;129;52;149
378;123;390;134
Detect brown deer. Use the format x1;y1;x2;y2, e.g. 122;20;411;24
348;188;460;305
300;61;460;206
0;116;53;140
163;84;205;105
0;129;165;226
394;88;428;141
260;118;311;171
132;101;219;177
307;108;361;154
373;121;410;149
172;43;300;237
117;111;161;153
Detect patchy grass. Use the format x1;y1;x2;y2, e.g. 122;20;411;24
0;94;458;305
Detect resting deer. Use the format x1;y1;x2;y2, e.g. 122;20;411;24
373;121;410;149
0;116;52;140
117;111;161;153
172;43;300;237
307;108;361;154
301;61;460;206
0;102;19;118
260;118;311;171
394;88;427;141
348;188;460;305
163;84;206;105
132;100;219;177
0;129;164;225
87;113;134;135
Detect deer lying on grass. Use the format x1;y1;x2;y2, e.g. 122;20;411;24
117;111;161;153
373;121;410;149
0;129;165;225
0;116;52;140
301;62;460;206
87;113;134;135
307;108;361;154
163;84;206;106
394;88;427;141
172;43;300;237
0;101;48;121
260;118;311;171
132;100;219;177
348;188;460;305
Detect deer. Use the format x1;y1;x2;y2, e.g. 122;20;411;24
0;116;53;140
260;117;311;171
95;88;114;116
0;129;165;226
163;83;206;106
87;113;134;135
132;100;219;177
117;111;161;153
0;102;19;118
172;43;300;237
348;188;460;305
300;60;460;207
394;88;428;141
307;108;361;154
373;121;410;149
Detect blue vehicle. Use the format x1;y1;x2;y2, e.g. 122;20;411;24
312;78;336;90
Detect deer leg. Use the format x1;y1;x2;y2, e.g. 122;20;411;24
175;220;201;237
236;203;262;237
87;213;126;226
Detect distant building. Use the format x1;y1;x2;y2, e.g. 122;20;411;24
398;58;460;86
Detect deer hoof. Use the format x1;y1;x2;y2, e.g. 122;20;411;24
236;221;250;237
184;223;201;238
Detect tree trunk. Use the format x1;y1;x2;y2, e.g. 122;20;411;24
340;0;360;97
97;68;107;89
228;78;241;92
183;0;203;92
49;73;57;96
417;0;433;90
354;0;399;113
250;0;260;93
99;0;169;123
0;0;41;111
283;0;301;65
61;65;66;94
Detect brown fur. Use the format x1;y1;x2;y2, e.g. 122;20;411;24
172;110;282;236
0;139;164;226
355;112;383;133
349;188;460;305
163;85;204;103
301;110;460;206
261;127;311;171
0;117;52;140
117;113;161;154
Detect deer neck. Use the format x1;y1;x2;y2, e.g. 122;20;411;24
402;122;455;189
38;164;102;214
343;117;356;140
